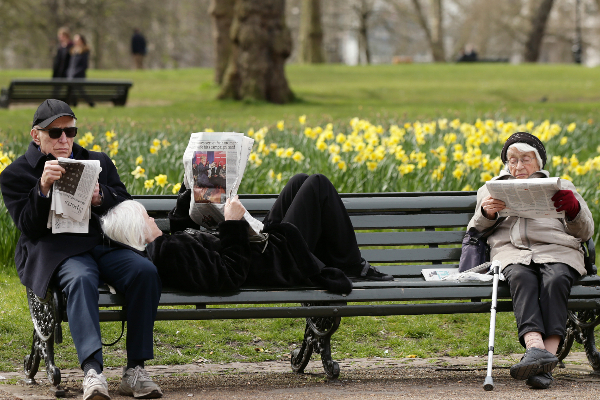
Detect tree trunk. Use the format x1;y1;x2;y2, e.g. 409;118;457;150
523;0;555;62
218;0;294;104
209;0;235;84
430;0;445;62
410;0;445;62
355;0;373;65
298;0;325;63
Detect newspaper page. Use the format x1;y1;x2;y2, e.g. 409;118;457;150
47;158;102;233
485;177;564;218
182;132;263;234
421;268;458;281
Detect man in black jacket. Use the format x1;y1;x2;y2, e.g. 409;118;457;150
0;100;162;400
52;27;72;78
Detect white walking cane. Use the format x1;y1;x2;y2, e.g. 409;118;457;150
483;260;501;391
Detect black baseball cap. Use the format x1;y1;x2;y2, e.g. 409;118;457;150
32;99;76;129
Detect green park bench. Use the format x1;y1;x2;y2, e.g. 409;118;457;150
23;192;600;396
0;79;132;108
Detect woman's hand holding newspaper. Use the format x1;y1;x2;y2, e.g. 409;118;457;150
224;195;246;221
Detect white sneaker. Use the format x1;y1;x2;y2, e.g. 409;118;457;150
83;369;110;400
118;366;163;398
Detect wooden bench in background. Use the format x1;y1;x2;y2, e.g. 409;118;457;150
23;192;600;396
0;79;133;108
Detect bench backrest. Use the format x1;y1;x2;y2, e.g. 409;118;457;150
3;79;132;106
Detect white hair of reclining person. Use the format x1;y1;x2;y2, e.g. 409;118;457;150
505;142;543;172
101;200;150;251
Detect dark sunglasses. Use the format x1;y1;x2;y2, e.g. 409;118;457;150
38;127;78;139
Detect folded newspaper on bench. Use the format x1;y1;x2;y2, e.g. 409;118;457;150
47;158;102;233
485;177;564;218
183;132;263;235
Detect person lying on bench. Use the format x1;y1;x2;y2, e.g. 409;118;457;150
100;173;392;295
467;132;594;389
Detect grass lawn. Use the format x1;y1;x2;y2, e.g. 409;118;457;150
0;63;598;374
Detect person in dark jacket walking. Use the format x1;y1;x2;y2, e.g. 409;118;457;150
52;27;72;78
131;28;147;69
0;99;163;400
67;34;94;107
101;174;393;296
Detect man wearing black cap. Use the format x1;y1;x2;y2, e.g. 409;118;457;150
0;100;163;400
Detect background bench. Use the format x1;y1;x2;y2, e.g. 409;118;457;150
24;192;600;396
0;79;133;108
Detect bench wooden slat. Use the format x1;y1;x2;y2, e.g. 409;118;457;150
350;213;473;229
356;231;465;246
360;247;462;263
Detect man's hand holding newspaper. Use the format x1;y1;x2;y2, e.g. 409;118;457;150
183;132;263;235
47;158;102;233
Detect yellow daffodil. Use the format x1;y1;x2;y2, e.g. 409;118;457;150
560;137;568;146
284;147;294;158
552;156;562;167
249;152;261;163
277;120;284;131
108;141;119;157
269;143;278;150
131;166;146;179
162;139;171;147
105;130;116;142
92;144;101;152
566;123;576;133
136;156;144;165
150;146;158;154
299;115;306;125
268;169;275;179
331;154;341;163
205;128;214;132
480;172;493;182
152;139;161;149
84;132;94;143
275;148;285;157
336;133;347;143
561;174;572;181
397;163;415;175
78;138;89;147
366;161;378;171
461;184;473;191
172;183;181;194
154;174;168;187
248;128;254;137
292;151;305;162
144;179;154;189
276;172;282;181
337;161;347;172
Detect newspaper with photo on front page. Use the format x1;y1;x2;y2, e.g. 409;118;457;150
485;177;565;218
47;158;102;233
182;132;263;235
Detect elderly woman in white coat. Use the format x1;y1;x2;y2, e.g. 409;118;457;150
467;132;594;389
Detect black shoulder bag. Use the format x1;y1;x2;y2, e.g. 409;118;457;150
459;217;506;272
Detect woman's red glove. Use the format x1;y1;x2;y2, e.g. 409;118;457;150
552;190;580;219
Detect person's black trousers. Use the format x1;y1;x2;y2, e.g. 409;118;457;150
263;173;363;274
503;262;579;348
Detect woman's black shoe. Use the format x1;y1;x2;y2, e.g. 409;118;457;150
526;372;553;389
510;348;558;380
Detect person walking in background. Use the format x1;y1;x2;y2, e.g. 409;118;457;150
67;34;94;107
131;28;147;69
52;27;72;78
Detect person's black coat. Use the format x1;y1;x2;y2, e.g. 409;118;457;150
52;44;72;78
148;189;352;294
0;142;131;297
67;51;89;78
131;33;147;55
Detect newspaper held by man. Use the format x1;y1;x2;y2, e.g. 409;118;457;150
485;177;565;218
182;132;263;234
47;158;102;233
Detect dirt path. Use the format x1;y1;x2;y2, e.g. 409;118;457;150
1;352;599;399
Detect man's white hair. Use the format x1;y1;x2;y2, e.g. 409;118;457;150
505;142;543;172
101;200;150;251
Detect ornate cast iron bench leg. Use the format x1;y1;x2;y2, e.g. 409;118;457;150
557;309;600;375
290;302;344;379
26;287;65;396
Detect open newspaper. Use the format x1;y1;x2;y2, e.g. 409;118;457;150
485;177;564;218
183;132;263;234
47;158;102;233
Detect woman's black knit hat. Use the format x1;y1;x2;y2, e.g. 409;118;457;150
501;132;547;168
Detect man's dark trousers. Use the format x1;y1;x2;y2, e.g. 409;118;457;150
55;245;161;367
